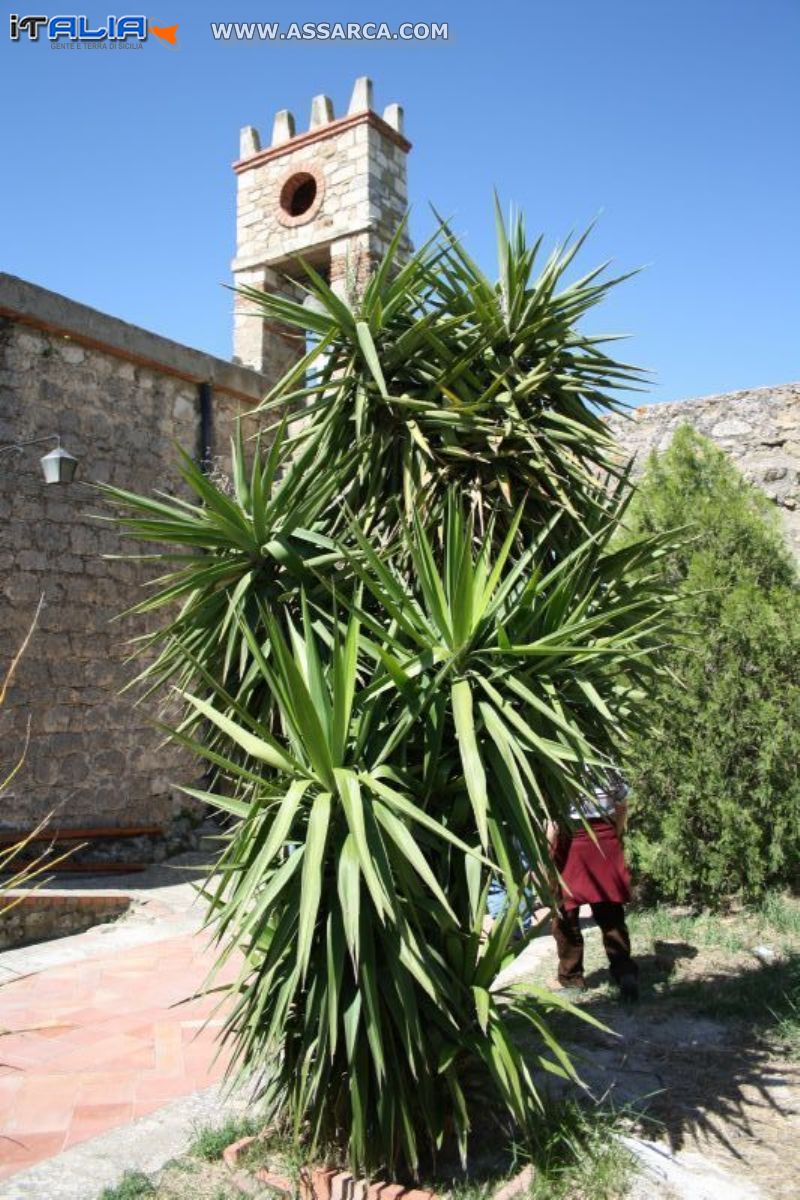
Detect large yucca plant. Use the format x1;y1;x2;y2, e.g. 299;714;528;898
104;208;675;1175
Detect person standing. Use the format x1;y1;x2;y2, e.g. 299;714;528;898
548;771;639;1001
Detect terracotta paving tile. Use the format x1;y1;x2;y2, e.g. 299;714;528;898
132;1075;197;1105
6;1076;82;1130
0;1083;24;1128
0;1045;54;1072
131;1098;167;1120
186;1058;227;1088
0;1131;67;1176
0;1077;23;1101
5;1106;76;1137
64;1102;134;1149
154;1022;185;1076
76;1074;137;1107
0;930;237;1180
98;1048;158;1073
21;1023;80;1040
51;1033;153;1073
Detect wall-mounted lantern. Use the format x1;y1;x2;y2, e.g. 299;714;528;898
39;443;79;484
0;435;79;484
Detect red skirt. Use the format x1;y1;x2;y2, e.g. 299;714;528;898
553;819;631;910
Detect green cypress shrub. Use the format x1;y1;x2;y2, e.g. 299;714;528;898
622;425;800;905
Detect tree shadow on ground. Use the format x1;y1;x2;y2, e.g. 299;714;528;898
526;948;800;1164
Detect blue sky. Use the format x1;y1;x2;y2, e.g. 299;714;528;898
1;0;798;404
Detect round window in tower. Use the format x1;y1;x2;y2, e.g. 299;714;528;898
278;170;323;225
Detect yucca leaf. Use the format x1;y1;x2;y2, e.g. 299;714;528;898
374;800;457;922
356;321;389;398
451;679;489;848
180;691;297;773
297;789;331;981
337;833;362;966
335;768;392;921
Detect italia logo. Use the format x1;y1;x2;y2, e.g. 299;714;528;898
8;14;178;44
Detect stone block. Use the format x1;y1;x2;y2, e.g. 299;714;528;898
348;77;374;114
310;94;334;127
271;110;295;146
57;341;86;365
382;103;404;134
240;125;261;157
14;328;46;353
172;394;196;421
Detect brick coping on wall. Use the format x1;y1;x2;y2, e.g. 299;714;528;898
234;109;412;175
0;273;267;405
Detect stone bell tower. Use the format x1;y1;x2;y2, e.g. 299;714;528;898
231;77;411;379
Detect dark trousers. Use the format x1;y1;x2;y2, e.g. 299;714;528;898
551;902;637;985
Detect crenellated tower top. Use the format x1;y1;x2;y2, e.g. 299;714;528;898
232;78;411;377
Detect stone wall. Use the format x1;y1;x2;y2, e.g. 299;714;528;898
609;383;800;559
0;274;266;838
0;891;131;950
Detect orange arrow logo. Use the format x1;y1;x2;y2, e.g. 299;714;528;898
150;23;178;45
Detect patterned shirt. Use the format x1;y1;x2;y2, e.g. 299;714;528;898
569;772;630;821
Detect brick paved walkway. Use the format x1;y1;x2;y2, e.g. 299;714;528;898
0;930;236;1180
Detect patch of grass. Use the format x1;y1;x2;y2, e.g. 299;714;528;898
524;1099;636;1200
758;892;800;939
150;1161;242;1200
577;899;800;1061
627;907;747;954
448;1178;499;1200
98;1172;156;1200
239;1126;305;1177
610;898;800;1057
627;893;800;961
771;986;800;1057
188;1114;264;1162
441;1101;635;1200
158;1157;199;1176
